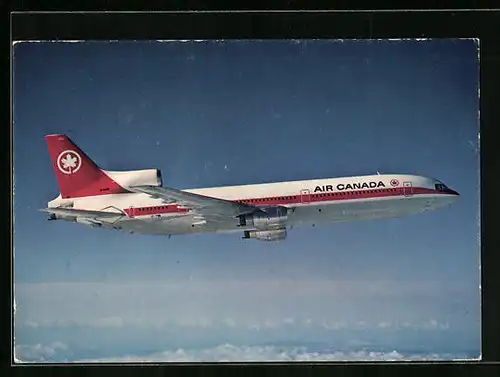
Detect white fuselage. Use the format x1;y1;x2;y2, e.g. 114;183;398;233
47;173;459;237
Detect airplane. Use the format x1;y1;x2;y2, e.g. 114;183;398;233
42;134;460;241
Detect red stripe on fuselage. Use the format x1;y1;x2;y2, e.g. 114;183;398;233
123;205;190;218
123;187;448;217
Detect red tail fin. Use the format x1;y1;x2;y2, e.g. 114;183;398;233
45;134;129;199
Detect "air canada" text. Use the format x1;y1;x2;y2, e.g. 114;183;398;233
314;181;386;192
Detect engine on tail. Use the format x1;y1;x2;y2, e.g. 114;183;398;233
238;207;288;229
104;169;163;188
243;228;287;241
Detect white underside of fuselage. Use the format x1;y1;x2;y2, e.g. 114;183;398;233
101;194;454;236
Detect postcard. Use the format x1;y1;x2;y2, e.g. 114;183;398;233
12;39;480;362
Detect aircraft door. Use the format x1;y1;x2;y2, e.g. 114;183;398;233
403;182;414;197
300;189;311;204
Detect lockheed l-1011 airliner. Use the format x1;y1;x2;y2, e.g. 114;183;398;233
42;134;459;241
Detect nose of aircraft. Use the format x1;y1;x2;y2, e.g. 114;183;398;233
444;189;460;205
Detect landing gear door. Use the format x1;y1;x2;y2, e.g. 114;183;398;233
300;189;311;204
403;182;414;197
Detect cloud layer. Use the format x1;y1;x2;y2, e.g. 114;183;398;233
13;280;480;362
15;343;474;363
15;342;68;363
14;280;477;330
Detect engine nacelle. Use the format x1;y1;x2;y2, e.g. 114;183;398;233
76;217;102;227
239;207;288;230
243;228;287;241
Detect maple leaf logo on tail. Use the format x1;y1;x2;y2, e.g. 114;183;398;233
46;134;129;198
56;150;82;174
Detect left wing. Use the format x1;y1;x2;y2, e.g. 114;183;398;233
129;185;258;219
40;207;126;228
41;207;126;219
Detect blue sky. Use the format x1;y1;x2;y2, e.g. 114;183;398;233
13;39;480;362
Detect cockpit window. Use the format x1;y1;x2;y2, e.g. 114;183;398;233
435;183;447;191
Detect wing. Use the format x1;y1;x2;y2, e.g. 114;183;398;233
41;207;125;222
129;185;258;220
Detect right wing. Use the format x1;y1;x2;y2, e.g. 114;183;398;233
129;185;258;217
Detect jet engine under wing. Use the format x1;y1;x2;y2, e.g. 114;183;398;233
129;185;258;217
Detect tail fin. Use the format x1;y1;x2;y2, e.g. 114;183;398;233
45;134;129;199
